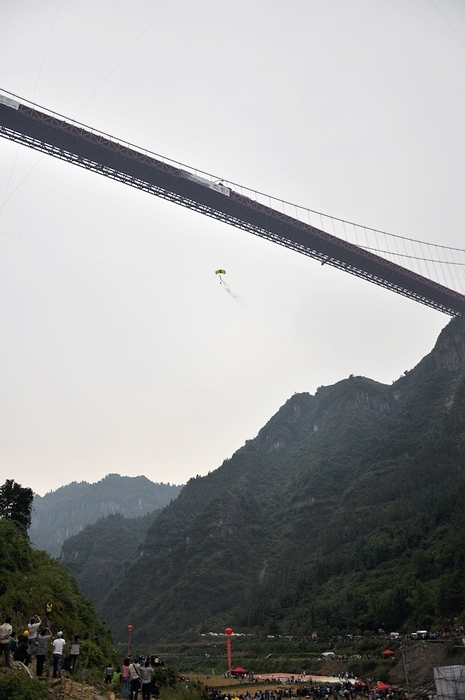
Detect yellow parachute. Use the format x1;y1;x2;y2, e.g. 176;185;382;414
214;269;237;298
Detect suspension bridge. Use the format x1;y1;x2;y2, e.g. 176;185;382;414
1;89;464;317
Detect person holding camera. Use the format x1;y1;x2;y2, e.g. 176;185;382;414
27;615;42;655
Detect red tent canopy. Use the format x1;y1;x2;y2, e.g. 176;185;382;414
231;667;248;674
373;682;392;690
381;649;396;656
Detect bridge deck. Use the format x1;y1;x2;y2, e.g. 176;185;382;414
1;94;464;317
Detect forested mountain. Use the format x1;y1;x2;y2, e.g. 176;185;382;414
64;316;465;645
30;474;181;557
60;511;157;602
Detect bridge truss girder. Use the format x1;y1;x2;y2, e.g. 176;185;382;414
1;99;464;317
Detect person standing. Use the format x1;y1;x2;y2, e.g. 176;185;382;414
52;631;66;678
139;658;153;700
122;657;131;699
105;663;114;684
129;658;141;700
0;617;12;668
69;634;80;673
8;630;18;656
36;627;51;677
27;615;42;655
13;631;31;666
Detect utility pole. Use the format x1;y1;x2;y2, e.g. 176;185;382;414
402;648;411;699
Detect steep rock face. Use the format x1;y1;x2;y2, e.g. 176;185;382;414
432;316;465;373
99;374;399;641
30;474;181;557
254;393;314;451
95;316;465;643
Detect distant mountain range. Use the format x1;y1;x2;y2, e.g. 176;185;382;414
61;316;465;646
30;473;182;557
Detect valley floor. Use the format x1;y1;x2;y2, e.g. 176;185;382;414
184;641;465;698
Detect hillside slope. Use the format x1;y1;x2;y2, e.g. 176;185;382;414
0;518;116;666
30;473;181;557
74;316;465;644
60;511;157;602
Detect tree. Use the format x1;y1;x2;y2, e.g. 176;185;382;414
0;479;34;534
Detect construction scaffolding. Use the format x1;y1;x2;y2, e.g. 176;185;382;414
434;666;465;700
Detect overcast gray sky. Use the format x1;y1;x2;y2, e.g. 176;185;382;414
1;1;465;496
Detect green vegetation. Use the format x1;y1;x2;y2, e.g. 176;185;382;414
160;686;205;700
0;671;48;700
61;511;156;603
4;317;465;691
0;480;33;535
61;316;465;649
0;518;117;672
156;634;402;676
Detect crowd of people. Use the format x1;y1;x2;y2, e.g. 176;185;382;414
1;615;406;700
0;611;165;699
0;614;81;678
114;656;161;700
205;684;401;700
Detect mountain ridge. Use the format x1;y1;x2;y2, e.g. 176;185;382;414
30;473;182;557
63;316;465;645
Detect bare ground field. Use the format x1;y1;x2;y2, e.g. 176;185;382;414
187;641;465;698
